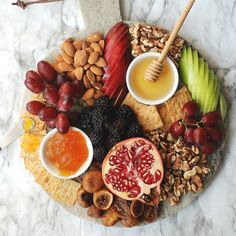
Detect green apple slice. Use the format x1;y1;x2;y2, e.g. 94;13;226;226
191;50;199;100
220;93;227;120
210;75;220;112
196;57;204;104
186;46;194;93
199;62;209;112
179;46;188;85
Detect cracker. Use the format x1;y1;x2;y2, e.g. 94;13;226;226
123;93;163;131
165;87;192;122
157;103;172;131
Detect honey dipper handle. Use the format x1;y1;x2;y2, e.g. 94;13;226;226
158;0;196;63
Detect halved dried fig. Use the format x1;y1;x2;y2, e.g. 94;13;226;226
93;189;113;210
101;209;119;227
83;170;104;193
111;197;131;218
130;200;144;218
143;205;158;223
87;204;102;218
77;187;93;208
120;216;140;227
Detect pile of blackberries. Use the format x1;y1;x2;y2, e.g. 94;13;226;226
77;96;143;162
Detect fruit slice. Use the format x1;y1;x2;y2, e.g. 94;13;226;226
102;138;164;201
191;50;199;100
209;75;220;112
179;47;188;85
186;46;194;92
199;62;209;112
196;57;204;103
93;189;113;210
203;70;214;113
219;93;227;120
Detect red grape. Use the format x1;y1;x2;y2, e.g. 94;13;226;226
25;70;44;94
57;95;73;111
39;107;57;121
169;121;185;138
59;82;76;97
43;85;59;106
72;79;86;98
193;127;208;146
202;112;221;126
46;119;56;129
183;101;199;117
184;116;197;125
206;127;224;142
201;141;217;154
26;100;45;115
37;61;57;82
184;128;195;144
56;73;69;87
55;113;70;134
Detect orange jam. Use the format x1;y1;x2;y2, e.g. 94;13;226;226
45;129;88;176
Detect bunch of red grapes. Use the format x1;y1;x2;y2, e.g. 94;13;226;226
25;61;85;134
169;101;224;155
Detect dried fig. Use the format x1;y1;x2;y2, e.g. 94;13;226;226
120;216;140;227
130;200;144;218
77;187;93;208
93;189;113;210
83;170;104;193
87;204;102;218
143;205;158;223
111;197;131;218
101;209;119;227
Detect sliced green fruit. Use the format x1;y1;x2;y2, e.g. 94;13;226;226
191;50;199;100
186;46;194;92
220;93;228;120
199;62;209;112
196;57;204;104
210;75;220;112
179;47;188;85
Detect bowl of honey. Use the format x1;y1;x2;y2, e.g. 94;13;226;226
126;52;179;105
39;127;93;179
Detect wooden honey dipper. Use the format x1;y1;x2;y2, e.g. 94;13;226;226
145;0;196;82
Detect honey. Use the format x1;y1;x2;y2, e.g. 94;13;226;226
130;57;175;100
45;129;88;176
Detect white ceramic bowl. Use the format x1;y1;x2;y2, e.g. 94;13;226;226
126;52;179;105
39;127;93;179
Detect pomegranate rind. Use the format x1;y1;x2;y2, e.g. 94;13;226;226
102;138;164;201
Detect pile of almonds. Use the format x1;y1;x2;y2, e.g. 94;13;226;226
52;33;106;106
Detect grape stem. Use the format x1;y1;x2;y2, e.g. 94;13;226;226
12;0;62;10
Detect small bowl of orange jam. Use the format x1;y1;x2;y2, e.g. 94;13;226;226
39;127;93;179
126;52;179;105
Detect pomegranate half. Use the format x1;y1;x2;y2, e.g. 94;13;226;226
102;138;164;201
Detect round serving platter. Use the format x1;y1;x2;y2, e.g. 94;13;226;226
20;0;227;227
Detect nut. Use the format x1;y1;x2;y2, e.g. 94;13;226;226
55;54;64;63
88;51;100;64
86;70;96;83
86;98;95;107
95;57;107;67
74;49;89;66
85;47;94;55
82;88;95;100
61;39;75;57
90;42;102;55
58;62;74;72
84;64;92;70
73;67;84;80
83;74;92;89
183;168;197;180
90;65;104;76
92;82;103;90
98;39;105;49
94;90;104;99
87;33;103;43
73;39;83;50
62;52;74;64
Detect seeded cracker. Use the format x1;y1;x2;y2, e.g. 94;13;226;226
165;87;192;122
123;93;163;131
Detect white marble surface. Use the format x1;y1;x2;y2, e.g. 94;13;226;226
0;0;236;235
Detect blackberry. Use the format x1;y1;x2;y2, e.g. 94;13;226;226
93;146;107;162
109;128;122;141
113;118;127;132
126;122;143;138
91;107;107;131
78;107;93;131
94;96;113;113
106;134;122;150
89;132;103;146
116;105;135;122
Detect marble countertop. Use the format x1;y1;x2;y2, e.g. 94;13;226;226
0;0;236;235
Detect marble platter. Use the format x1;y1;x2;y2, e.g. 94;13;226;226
20;0;226;226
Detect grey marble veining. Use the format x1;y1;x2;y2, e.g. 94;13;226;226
0;0;236;235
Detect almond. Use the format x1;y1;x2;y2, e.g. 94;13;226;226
90;43;102;55
73;67;84;80
82;41;89;49
51;63;60;73
87;33;103;43
67;71;76;80
88;51;100;64
96;75;102;82
73;39;83;50
61;39;75;57
86;98;95;106
84;64;92;70
55;54;64;63
92;82;103;90
99;40;105;50
90;65;104;76
62;52;74;64
86;70;96;83
94;90;104;99
82;88;95;100
74;49;88;66
83;74;92;89
58;62;74;72
85;47;94;55
95;57;107;67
